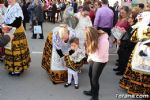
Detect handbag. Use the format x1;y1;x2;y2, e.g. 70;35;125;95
34;25;42;34
121;28;135;41
111;26;125;40
4;27;16;50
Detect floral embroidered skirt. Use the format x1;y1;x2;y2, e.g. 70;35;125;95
64;55;84;71
5;25;31;73
119;52;150;97
41;32;67;84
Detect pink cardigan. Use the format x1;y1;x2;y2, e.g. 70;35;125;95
88;34;109;63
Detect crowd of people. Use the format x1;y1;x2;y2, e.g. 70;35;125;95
0;0;150;100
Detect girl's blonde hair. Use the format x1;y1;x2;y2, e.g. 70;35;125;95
84;27;105;53
58;24;69;39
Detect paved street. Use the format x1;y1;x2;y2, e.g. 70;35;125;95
0;22;138;100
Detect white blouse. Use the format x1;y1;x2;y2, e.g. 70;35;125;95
4;3;24;24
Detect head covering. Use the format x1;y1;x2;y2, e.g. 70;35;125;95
133;11;150;29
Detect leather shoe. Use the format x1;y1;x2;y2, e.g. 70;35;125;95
39;37;44;39
74;84;79;89
116;72;123;76
83;90;92;96
115;63;119;66
113;68;120;71
64;83;71;87
90;97;98;100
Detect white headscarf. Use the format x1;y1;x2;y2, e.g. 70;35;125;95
133;11;150;29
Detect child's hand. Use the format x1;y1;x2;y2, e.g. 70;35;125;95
69;49;75;55
64;54;68;56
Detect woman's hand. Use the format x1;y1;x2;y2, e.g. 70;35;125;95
117;39;121;45
2;24;12;33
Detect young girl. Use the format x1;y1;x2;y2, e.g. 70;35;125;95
83;27;109;100
64;37;85;89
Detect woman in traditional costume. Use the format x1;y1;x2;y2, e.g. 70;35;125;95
119;7;150;96
2;0;31;76
41;24;76;84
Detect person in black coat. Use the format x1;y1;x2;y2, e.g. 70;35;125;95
51;1;57;24
113;14;138;75
32;1;44;39
72;0;78;13
22;0;29;30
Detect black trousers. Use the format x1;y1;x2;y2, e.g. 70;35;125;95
117;41;136;73
23;20;26;30
89;61;106;99
32;20;44;39
117;47;131;73
49;13;56;23
43;10;48;20
97;27;111;36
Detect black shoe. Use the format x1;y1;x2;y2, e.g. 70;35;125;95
74;84;79;89
115;63;119;66
39;34;44;39
116;59;119;62
52;81;57;84
14;72;21;76
8;72;15;76
31;34;37;39
113;68;120;71
90;97;98;100
64;83;71;87
116;72;123;76
83;90;92;96
31;37;36;39
39;37;44;39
